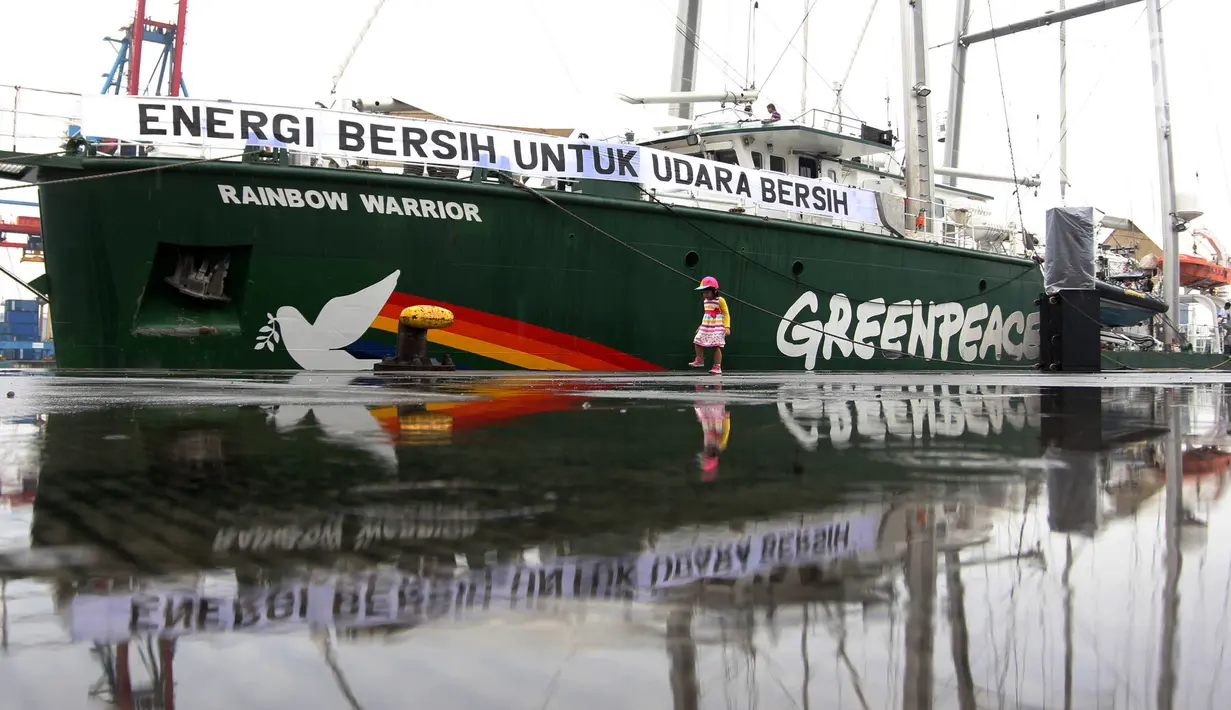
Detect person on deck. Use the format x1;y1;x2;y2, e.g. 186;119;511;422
1220;302;1231;351
762;103;781;124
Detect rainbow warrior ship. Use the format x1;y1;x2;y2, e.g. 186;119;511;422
0;1;1058;372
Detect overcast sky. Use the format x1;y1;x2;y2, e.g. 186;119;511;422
1;0;1227;301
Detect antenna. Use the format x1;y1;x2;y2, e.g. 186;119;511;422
745;1;759;89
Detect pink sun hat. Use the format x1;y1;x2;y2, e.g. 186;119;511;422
695;276;719;291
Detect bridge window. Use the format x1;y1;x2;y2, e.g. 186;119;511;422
769;155;786;173
751;151;763;169
709;149;739;165
798;156;817;179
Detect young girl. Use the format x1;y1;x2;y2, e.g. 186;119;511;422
689;276;730;374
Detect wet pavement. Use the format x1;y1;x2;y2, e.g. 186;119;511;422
0;370;1228;709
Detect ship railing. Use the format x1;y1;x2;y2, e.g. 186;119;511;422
0;85;259;165
790;108;869;140
0;85;84;158
1180;323;1220;354
645;185;1004;254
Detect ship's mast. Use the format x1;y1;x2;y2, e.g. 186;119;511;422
669;0;704;120
627;1;759;116
1156;391;1184;710
902;503;937;710
943;1;1144;194
942;0;970;188
1145;0;1182;340
1059;0;1069;204
900;0;937;231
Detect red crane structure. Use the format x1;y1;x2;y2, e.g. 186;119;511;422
101;0;189;97
77;8;190;705
0;216;41;263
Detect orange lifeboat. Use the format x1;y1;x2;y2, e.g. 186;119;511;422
1176;254;1231;289
1174;447;1231;477
1160;446;1231;500
1158;230;1231;290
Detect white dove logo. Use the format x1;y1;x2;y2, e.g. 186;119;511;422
257;270;401;370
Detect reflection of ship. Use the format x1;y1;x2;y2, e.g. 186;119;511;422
9;378;1041;710
6;378;1223;708
29;380;1044;580
1041;386;1231;534
0;414;43;510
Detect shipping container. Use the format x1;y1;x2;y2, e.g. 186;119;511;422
9;325;38;339
4;310;37;324
4;299;39;312
0;323;10;335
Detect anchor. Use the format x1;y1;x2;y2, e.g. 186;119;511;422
165;253;232;301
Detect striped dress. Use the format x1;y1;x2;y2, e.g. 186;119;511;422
693;296;730;348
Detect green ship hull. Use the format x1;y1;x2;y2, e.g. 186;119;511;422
17;153;1045;371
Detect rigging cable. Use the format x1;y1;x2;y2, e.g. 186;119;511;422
0;151;249;192
759;0;820;101
635;185;1043;307
758;1;863;120
653;0;752;90
1032;4;1151;186
502;176;1036;369
984;0;1028;245
527;0;616;140
831;0;881;116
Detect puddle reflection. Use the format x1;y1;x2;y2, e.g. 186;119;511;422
0;375;1227;709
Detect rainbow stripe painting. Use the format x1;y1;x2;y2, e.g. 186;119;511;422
357;291;663;371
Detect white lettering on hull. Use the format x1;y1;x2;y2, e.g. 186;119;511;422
776;291;1039;368
217;183;348;211
357;193;482;221
215;183;483;221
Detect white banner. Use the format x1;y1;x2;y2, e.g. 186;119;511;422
69;515;878;642
79;96;882;225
